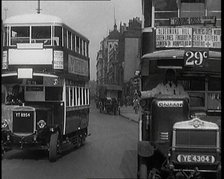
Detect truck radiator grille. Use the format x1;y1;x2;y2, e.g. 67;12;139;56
175;129;217;147
13;111;34;133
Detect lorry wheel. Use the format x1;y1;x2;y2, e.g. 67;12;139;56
49;131;59;162
139;164;148;179
81;135;86;145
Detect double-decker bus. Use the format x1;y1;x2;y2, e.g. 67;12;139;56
2;13;90;162
137;0;221;178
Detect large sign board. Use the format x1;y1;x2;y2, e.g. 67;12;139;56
68;55;89;77
156;27;221;49
170;16;216;26
156;27;192;48
193;28;221;48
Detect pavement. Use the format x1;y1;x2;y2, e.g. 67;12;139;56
119;105;139;123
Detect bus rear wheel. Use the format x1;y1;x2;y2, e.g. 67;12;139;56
49;131;59;162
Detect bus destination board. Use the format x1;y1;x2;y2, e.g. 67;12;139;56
156;27;192;48
156;27;221;49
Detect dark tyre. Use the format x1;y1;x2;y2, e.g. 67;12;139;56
81;135;86;145
49;131;59;162
139;164;148;179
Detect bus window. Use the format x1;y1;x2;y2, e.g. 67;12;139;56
63;28;67;48
72;34;75;52
11;26;30;45
207;0;221;26
154;0;178;26
83;88;85;105
189;92;205;107
74;87;76;106
208;78;221;91
76;36;80;53
80;87;82;105
77;87;80;106
3;27;7;46
83;41;86;56
180;0;205;17
31;26;51;45
45;87;62;101
66;87;69;106
70;86;73;106
68;31;71;50
1;84;7;104
54;26;62;46
86;42;89;57
207;77;221;111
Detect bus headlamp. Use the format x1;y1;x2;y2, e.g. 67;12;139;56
2;119;9;128
37;120;46;129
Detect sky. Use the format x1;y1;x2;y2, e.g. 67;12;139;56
2;0;142;80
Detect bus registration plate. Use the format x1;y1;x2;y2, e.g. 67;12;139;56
177;154;215;163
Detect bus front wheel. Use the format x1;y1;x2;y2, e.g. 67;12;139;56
49;131;59;162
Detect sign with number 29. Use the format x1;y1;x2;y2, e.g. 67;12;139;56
184;49;209;67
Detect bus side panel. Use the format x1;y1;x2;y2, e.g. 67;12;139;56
53;102;64;131
65;108;89;134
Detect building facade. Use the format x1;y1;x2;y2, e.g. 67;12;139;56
96;18;142;103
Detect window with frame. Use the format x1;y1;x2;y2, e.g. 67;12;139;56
83;41;86;56
76;36;80;53
72;34;75;52
68;31;71;50
3;27;7;46
77;87;80;106
180;0;205;17
154;0;178;26
11;26;30;45
63;28;67;48
66;87;69;106
54;26;62;46
80;39;83;55
207;77;221;111
207;0;221;27
179;78;205;108
31;26;51;45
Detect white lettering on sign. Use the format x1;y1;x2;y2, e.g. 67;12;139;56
15;112;31;118
53;51;64;69
157;101;183;108
68;55;88;76
177;154;215;163
156;27;221;49
193;28;221;48
156;27;192;48
184;51;208;66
